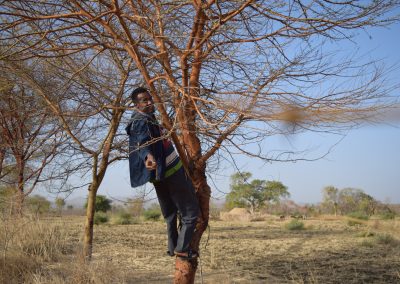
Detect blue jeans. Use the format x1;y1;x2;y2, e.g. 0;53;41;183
154;167;199;255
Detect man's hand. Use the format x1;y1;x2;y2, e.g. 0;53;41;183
145;153;157;170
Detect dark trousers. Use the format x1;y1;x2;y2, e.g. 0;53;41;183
154;167;199;255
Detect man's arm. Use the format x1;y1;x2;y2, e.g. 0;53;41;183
131;118;157;170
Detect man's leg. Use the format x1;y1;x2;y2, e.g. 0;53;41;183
154;182;178;256
166;168;199;253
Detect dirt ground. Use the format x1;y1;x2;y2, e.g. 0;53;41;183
55;215;400;284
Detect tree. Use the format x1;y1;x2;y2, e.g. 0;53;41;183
337;187;377;215
55;198;66;215
264;181;290;205
25;195;51;216
2;1;400;282
358;192;378;216
321;186;339;216
226;172;289;214
84;195;112;213
0;63;67;215
1;52;134;258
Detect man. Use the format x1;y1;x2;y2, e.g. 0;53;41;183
126;87;199;259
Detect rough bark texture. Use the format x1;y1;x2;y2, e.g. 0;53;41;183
174;257;198;284
83;185;97;260
173;167;210;283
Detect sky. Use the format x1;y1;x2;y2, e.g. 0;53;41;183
41;15;400;206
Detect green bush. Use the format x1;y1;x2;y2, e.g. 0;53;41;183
113;211;134;225
356;231;374;238
347;220;362;226
94;211;108;225
347;211;369;220
143;209;161;221
84;195;112;212
380;212;396;220
285;219;304;230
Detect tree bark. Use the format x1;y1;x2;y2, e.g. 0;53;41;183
83;183;98;260
0;149;4;177
174;257;198;284
15;157;25;216
174;167;210;284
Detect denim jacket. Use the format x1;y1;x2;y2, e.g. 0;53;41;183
125;111;165;187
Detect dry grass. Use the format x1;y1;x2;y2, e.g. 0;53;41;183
0;215;128;284
0;214;399;283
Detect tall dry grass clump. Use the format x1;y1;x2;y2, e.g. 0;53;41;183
0;214;69;283
0;212;128;284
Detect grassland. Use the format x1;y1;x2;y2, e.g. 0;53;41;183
1;215;399;283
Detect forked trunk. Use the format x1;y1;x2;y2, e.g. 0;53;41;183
174;169;210;284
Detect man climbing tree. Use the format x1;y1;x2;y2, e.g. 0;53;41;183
2;1;399;283
126;87;199;259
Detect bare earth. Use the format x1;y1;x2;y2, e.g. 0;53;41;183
57;216;399;283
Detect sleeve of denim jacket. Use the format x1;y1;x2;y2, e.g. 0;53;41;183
130;118;152;161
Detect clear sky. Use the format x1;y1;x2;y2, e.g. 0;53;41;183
44;18;400;206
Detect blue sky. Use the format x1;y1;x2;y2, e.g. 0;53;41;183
44;16;400;206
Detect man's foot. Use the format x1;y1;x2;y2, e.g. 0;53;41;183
167;250;175;257
174;250;198;260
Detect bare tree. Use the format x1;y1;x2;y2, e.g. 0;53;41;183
1;1;399;282
0;62;68;215
2;49;136;257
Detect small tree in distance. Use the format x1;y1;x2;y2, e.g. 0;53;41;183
226;172;289;214
55;198;65;216
321;186;339;216
26;195;51;216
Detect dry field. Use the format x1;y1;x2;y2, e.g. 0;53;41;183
1;215;399;283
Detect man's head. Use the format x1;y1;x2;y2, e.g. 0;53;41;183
131;87;155;114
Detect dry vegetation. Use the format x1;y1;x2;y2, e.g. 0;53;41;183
1;214;399;284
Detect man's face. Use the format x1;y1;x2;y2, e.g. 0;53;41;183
135;92;155;114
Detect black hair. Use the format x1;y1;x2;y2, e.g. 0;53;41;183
131;87;149;102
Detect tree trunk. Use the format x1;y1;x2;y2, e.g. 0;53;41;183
15;158;25;216
15;187;24;216
174;168;210;284
174;258;198;284
83;184;98;260
0;149;4;177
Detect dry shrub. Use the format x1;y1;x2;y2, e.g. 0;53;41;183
375;233;399;247
360;239;374;248
250;215;266;222
0;215;127;284
0;216;68;283
0;254;41;284
15;220;69;261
